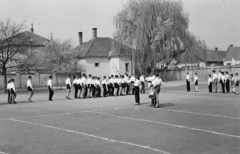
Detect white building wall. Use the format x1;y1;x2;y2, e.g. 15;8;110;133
78;57;110;78
109;57;120;76
224;60;240;66
119;57;132;75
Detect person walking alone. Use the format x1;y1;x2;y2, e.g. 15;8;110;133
186;72;191;92
65;75;71;99
27;76;34;102
47;76;54;101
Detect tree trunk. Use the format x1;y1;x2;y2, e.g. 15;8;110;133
2;66;7;93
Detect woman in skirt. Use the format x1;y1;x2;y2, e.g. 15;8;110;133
194;73;198;92
27;76;34;102
65;75;71;99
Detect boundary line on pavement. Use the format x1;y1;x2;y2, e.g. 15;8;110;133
9;118;171;154
139;106;240;120
0;151;8;154
0;107;131;121
90;111;240;139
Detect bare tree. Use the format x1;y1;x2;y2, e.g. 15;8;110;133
42;39;83;73
114;0;205;73
0;18;29;92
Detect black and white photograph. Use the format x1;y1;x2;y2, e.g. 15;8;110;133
0;0;240;153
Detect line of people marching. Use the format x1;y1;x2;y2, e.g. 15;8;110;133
6;72;164;107
186;70;239;94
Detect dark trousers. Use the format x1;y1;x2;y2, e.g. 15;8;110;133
48;86;54;100
96;85;101;97
7;89;12;103
126;84;130;95
107;84;110;95
84;85;88;98
221;82;225;93
134;87;140;104
209;82;212;93
73;84;78;98
140;81;145;93
226;79;230;93
114;83;119;95
91;85;96;97
186;80;190;91
151;93;156;106
103;84;107;96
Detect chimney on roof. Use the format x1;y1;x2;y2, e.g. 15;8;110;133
92;28;97;39
78;32;83;46
230;44;233;47
31;23;34;33
215;47;218;51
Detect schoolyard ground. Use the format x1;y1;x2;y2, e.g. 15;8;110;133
0;81;239;154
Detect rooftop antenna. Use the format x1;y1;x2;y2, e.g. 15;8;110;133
50;31;53;40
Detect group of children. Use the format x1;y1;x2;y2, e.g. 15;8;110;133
208;70;239;94
64;73;144;102
186;70;240;94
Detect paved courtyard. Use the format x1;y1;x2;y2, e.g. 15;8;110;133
0;83;239;154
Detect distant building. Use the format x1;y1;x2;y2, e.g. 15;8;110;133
224;45;240;66
200;48;226;66
76;28;133;77
8;24;49;73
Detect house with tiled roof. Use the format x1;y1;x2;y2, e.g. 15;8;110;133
199;48;226;66
76;28;133;77
224;45;240;66
9;24;49;73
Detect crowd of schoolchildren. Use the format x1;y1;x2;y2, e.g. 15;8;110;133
186;70;239;94
6;72;164;107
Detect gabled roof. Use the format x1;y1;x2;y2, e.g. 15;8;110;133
18;31;49;46
76;37;132;58
199;49;226;62
224;46;240;61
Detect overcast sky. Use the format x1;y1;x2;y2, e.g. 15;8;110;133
0;0;239;50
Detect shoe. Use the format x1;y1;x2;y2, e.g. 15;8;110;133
150;104;153;106
154;106;160;108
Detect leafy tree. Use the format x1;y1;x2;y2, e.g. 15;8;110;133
114;0;206;73
0;18;29;91
42;39;83;73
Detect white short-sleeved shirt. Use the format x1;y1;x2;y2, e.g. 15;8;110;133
152;78;163;87
47;79;52;88
194;76;198;83
140;75;145;82
208;78;212;85
212;73;218;80
27;79;33;89
134;79;141;87
65;78;71;86
186;75;190;81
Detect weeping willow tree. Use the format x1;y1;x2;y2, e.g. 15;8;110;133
114;0;206;74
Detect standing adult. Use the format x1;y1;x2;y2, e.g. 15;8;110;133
140;73;145;94
225;71;230;93
27;76;34;102
218;70;222;93
208;75;212;93
65;75;71;99
130;74;135;95
109;75;114;96
47;76;54;101
186;72;191;92
146;73;156;106
133;75;141;105
114;75;119;96
194;73;198;92
230;74;235;93
152;74;163;108
7;80;12;103
220;72;226;93
10;79;17;104
212;70;218;93
234;73;239;95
